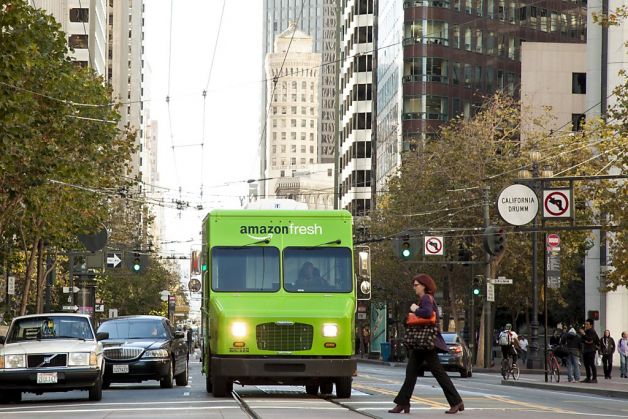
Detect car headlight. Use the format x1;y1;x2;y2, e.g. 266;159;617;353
5;354;26;369
68;352;92;366
231;322;247;338
142;349;169;358
322;324;338;338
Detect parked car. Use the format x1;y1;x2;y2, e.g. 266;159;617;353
0;313;106;403
417;332;473;378
97;315;188;388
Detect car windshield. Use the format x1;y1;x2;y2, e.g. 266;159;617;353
98;319;168;339
7;316;94;342
211;247;280;292
284;247;352;293
442;334;460;344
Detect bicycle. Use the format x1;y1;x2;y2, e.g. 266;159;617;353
547;346;561;383
501;354;520;380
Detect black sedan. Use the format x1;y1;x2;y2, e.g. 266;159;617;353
96;316;188;388
417;332;473;378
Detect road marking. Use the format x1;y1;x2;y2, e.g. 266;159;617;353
487;394;574;414
0;400;235;412
183;391;190;396
353;383;448;408
0;406;241;414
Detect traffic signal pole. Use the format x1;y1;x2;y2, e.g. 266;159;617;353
483;186;492;369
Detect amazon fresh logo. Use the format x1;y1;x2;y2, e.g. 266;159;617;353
240;224;323;240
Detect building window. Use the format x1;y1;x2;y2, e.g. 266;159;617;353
291;119;297;127
291;144;297;153
572;114;585;131
405;21;449;45
572;73;586;94
291;132;297;140
69;8;89;22
404;57;449;83
69;34;88;49
291;157;296;166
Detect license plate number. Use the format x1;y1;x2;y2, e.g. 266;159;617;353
113;364;129;373
37;372;57;384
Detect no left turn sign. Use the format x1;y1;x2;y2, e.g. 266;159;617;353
543;189;572;218
424;236;444;256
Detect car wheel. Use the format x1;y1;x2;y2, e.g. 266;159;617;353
320;382;333;395
212;376;232;397
103;380;111;389
305;384;319;395
0;391;21;404
89;375;103;401
334;377;352;398
160;359;174;389
176;359;189;386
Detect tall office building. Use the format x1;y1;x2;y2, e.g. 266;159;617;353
337;0;375;216
375;0;586;191
108;0;145;179
259;0;339;196
36;0;108;77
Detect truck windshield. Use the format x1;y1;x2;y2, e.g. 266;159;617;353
7;316;94;342
284;247;352;293
211;247;280;292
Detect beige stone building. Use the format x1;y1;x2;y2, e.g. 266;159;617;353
521;42;587;137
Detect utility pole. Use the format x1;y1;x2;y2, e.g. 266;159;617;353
44;252;54;313
483;186;492;368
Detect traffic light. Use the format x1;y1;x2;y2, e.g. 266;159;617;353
392;235;419;260
132;254;141;272
126;251;149;274
472;275;483;296
483;226;507;256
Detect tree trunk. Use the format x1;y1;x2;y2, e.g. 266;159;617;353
19;238;40;316
35;241;45;313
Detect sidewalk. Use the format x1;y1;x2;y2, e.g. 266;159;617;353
355;356;545;374
502;375;628;399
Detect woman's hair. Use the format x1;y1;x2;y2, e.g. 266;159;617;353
412;273;436;295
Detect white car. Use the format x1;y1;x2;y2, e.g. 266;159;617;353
0;313;106;403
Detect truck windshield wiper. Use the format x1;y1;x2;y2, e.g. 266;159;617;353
244;238;270;246
313;239;342;246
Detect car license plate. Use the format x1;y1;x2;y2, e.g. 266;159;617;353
37;372;57;384
113;364;129;374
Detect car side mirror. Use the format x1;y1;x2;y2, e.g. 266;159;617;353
174;331;185;339
96;332;109;341
0;336;5;345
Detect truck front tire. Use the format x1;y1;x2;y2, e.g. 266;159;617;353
334;376;352;398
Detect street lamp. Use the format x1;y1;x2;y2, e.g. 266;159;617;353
519;150;542;368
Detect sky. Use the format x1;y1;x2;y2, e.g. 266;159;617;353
143;0;264;281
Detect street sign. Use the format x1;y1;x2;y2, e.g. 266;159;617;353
95;304;105;312
160;290;170;302
424;236;444;256
546;233;561;251
62;305;79;312
7;276;15;295
188;278;201;293
106;253;122;268
543;189;572;218
497;184;538;226
490;276;513;285
486;283;495;302
357;312;367;320
547;248;561;289
108;308;118;318
63;286;80;293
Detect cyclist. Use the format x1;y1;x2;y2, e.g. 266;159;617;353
498;323;520;366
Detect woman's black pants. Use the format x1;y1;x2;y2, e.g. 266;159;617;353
393;348;462;407
602;354;613;378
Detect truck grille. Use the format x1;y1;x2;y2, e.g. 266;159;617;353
27;353;67;368
256;322;313;351
103;347;143;361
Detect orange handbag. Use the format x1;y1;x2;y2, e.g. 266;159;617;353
407;312;436;326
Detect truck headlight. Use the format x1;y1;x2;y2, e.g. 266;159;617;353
5;354;26;369
322;324;338;337
143;349;169;358
68;352;91;366
231;322;247;338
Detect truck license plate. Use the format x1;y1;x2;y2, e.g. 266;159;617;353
113;364;129;373
37;372;58;384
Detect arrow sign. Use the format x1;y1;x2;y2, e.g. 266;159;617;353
543;189;572;218
63;286;80;293
62;305;79;312
424;236;444;256
106;253;122;268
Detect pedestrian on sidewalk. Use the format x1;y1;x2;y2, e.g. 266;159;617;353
618;331;628;378
599;330;616;379
519;335;528;365
579;319;600;383
389;274;464;415
560;326;581;382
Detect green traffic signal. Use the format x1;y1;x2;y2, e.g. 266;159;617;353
473;288;480;296
133;258;141;271
472;275;483;297
401;242;411;258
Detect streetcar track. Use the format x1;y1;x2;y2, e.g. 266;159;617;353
232;390;263;419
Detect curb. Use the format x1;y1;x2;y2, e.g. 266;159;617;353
356;358;545;374
501;379;628;399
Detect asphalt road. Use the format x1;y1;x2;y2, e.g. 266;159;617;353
0;356;627;418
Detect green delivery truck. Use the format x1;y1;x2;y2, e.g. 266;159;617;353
200;208;357;397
